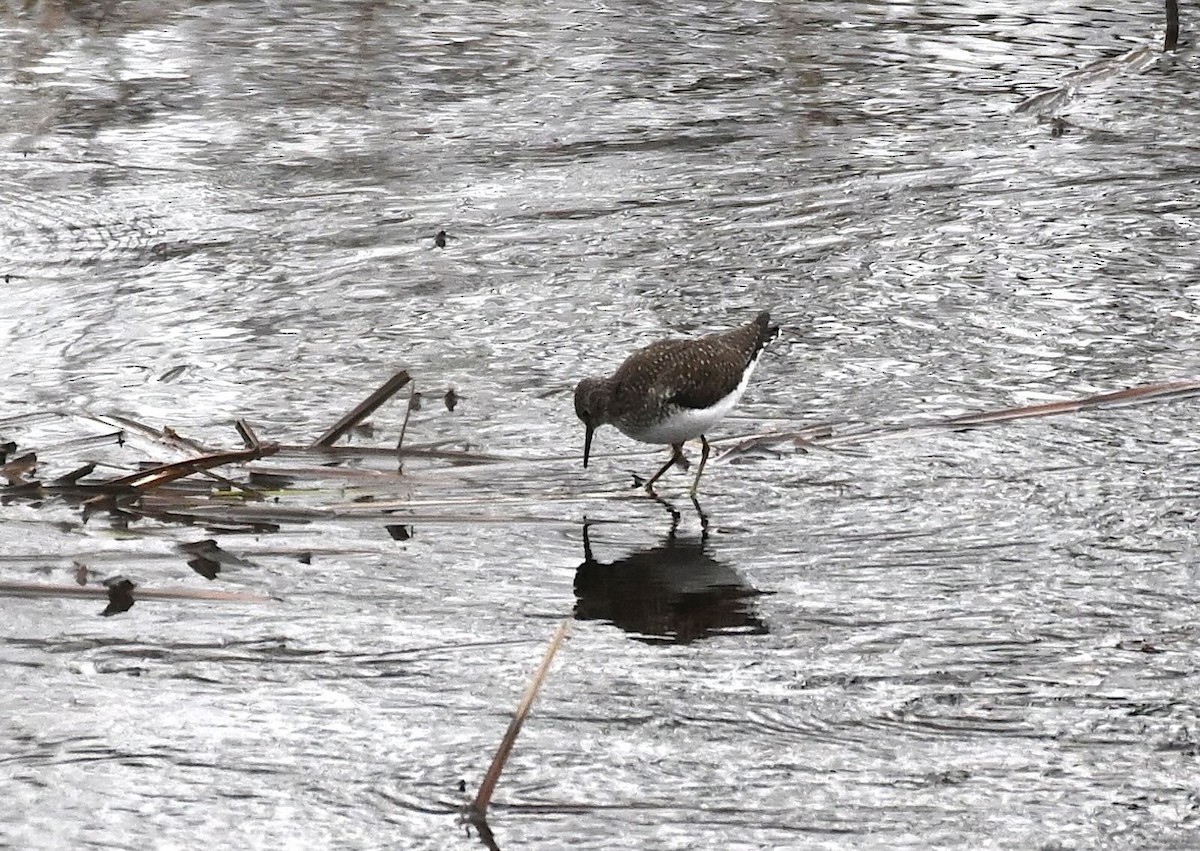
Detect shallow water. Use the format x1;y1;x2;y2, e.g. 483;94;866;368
3;1;1200;848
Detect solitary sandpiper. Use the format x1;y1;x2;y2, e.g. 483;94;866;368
574;311;779;496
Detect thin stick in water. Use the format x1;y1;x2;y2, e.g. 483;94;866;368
235;419;261;449
470;617;572;817
396;384;421;458
312;369;411;448
107;444;279;492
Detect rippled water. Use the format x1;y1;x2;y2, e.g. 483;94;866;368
3;1;1200;848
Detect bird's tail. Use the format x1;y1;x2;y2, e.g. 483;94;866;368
751;311;779;359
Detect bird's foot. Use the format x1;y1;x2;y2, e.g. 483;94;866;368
689;495;710;538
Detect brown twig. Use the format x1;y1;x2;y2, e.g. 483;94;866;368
940;379;1200;428
106;444;279;492
312;369;411;448
470;617;572;818
396;383;421;457
761;379;1200;451
235;419;261;449
102;413;200;448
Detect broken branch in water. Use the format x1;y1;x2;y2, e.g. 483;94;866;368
312;369;411;448
469;617;572;820
235;418;262;449
105;443;279;492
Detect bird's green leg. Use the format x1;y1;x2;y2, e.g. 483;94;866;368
643;443;684;492
689;435;711;498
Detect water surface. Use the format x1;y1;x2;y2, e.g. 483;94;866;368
3;1;1200;848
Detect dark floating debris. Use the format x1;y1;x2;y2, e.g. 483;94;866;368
187;553;219;580
158;364;188;383
178;539;253;581
52;464;96;487
160;425;206;453
102;575;137;616
385;524;414;541
247;470;295;489
2;451;37;486
7;365;1195;622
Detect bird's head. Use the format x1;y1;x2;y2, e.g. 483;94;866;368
573;377;612;468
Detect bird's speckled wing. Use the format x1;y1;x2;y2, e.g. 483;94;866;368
610;313;776;413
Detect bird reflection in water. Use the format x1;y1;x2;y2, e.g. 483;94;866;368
574;499;770;644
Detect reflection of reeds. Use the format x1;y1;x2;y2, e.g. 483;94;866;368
0;580;271;605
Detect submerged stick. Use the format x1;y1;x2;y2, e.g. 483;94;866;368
313;369;411;448
0;580;272;604
396;384;421;458
750;378;1200;452
940;378;1200;428
471;617;572;817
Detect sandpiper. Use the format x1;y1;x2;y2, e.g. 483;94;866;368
574;311;779;496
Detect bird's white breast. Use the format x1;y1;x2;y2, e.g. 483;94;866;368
618;358;758;445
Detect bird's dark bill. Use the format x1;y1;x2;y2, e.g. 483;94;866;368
583;424;594;468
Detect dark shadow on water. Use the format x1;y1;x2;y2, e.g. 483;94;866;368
574;502;770;645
